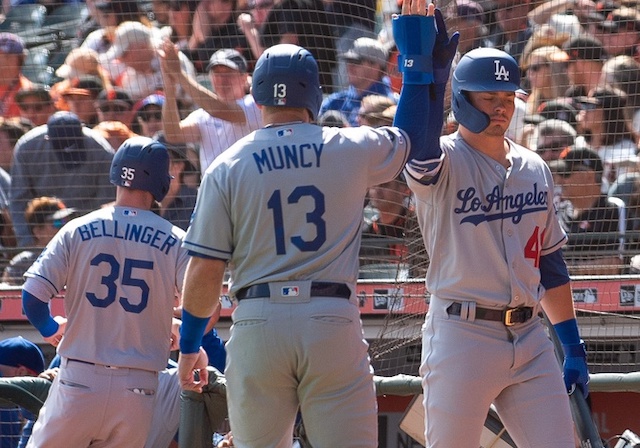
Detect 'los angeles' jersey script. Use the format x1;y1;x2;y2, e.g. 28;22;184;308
407;132;567;308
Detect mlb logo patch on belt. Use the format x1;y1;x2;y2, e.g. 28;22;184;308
281;286;299;297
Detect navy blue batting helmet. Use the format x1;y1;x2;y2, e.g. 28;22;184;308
452;48;521;133
110;136;171;202
251;44;323;121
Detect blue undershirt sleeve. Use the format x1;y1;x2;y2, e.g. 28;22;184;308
394;84;445;163
22;291;58;337
539;250;570;290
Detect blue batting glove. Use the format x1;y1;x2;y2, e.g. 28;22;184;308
432;8;459;85
562;341;590;398
392;13;436;84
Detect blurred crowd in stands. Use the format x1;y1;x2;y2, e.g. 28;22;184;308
0;0;640;284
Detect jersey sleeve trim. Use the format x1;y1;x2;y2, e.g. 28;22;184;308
182;241;231;260
541;234;568;256
23;274;58;298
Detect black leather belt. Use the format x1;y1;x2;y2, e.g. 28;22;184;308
447;303;534;326
235;282;351;300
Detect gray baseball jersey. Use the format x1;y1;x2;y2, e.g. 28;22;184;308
24;206;189;372
407;132;567;309
183;123;409;293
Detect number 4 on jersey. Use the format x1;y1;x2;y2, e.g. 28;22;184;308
524;226;546;268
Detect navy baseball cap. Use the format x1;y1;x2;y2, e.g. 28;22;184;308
206;49;248;73
0;337;45;374
46;111;85;152
0;33;25;55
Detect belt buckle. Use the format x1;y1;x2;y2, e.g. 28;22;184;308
504;308;517;326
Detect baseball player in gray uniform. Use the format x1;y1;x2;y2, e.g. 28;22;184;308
22;137;190;447
176;5;448;444
395;2;590;445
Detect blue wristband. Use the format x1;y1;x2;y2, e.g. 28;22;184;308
553;318;581;346
563;342;587;357
180;309;210;354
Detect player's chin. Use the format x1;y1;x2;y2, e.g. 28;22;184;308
484;124;508;137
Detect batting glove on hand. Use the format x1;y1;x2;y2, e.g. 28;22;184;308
432;8;459;85
562;341;589;398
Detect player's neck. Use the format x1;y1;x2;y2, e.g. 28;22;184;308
262;108;310;126
459;128;511;169
115;188;154;210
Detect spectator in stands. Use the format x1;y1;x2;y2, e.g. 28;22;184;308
153;131;197;230
600;54;640;133
592;7;640;57
489;0;535;63
527;0;598;34
316;110;349;127
80;0;152;55
51;48;114;110
320;37;396;127
14;85;56;127
574;85;639;191
323;0;377;90
102;21;195;103
162;0;199;51
2;197;75;286
159;42;262;174
135;94;165;138
360;173;427;279
183;0;250;73
9;111;115;247
357;94;396;128
522;99;580;149
0;117;30;179
521;45;570;117
444;0;492;55
236;0;276;62
550;147;626;275
94;87;135;126
561;35;609;98
0;33;33;120
92;120;138;151
534;118;578;163
259;0;337;92
0;337;45;448
59;76;104;127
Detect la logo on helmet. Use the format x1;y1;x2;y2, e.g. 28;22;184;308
493;60;510;81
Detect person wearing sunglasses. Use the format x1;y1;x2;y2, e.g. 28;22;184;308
15;85;57;127
95;87;135;125
2;197;76;286
136;93;166;138
534;118;577;163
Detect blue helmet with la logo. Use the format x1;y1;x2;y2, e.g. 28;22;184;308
451;48;521;133
251;44;323;121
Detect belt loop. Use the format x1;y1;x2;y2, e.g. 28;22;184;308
467;301;476;322
460;302;469;321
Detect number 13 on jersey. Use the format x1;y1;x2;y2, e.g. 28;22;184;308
267;185;326;255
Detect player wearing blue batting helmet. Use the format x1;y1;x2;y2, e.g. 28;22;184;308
251;44;323;121
110;136;172;202
452;48;521;133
